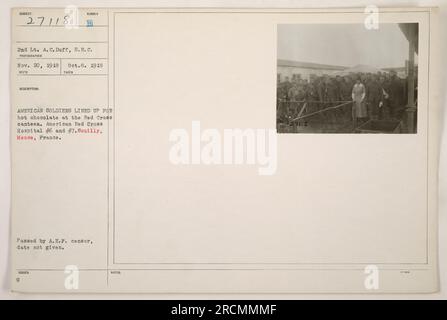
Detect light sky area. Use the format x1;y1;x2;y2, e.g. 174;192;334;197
277;23;417;69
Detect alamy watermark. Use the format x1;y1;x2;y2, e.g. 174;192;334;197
364;5;380;30
64;265;79;290
169;121;277;175
64;5;79;29
364;265;380;290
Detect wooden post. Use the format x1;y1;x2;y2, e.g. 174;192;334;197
406;24;417;133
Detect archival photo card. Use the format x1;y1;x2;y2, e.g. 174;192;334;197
9;7;438;293
276;23;419;134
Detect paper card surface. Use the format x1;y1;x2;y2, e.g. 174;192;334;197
10;7;439;293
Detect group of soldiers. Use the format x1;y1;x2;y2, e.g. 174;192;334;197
276;71;411;129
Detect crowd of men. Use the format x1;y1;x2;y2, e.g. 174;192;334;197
276;71;413;129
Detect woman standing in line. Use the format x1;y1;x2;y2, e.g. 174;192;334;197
351;77;367;127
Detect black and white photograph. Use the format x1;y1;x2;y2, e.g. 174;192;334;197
276;23;418;134
2;3;445;301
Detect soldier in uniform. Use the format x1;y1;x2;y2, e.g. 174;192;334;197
276;77;290;124
388;71;403;119
378;75;390;120
311;77;325;126
292;79;310;126
326;78;339;123
288;78;307;117
307;78;319;114
316;77;325;108
339;76;353;122
366;74;382;120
